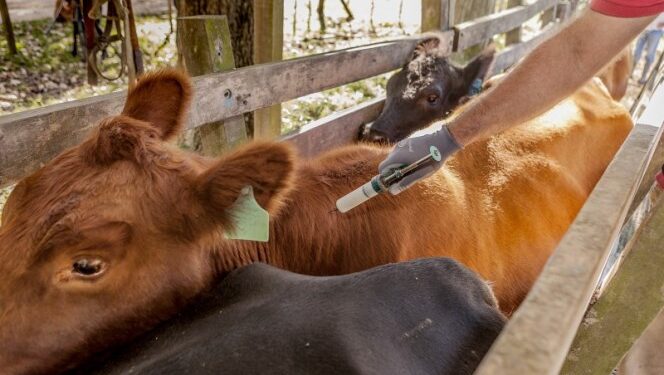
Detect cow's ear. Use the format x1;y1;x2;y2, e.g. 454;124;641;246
122;69;192;141
196;141;295;220
410;32;447;61
453;44;496;102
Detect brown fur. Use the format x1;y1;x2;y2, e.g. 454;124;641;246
0;68;633;373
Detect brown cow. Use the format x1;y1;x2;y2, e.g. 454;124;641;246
0;68;632;373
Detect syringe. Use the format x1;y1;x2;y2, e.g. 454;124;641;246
334;146;442;213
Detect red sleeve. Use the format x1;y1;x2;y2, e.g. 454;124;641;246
590;0;664;17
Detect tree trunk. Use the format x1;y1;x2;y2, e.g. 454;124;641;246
177;0;254;68
317;0;326;34
0;0;17;55
306;0;312;33
339;0;353;21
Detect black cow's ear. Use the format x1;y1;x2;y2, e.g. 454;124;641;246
122;69;193;141
410;32;448;61
196;141;295;225
451;44;496;103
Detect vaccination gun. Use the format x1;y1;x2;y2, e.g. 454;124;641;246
335;146;442;213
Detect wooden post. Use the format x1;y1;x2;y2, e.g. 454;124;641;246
125;0;144;75
505;0;523;45
421;0;451;32
83;0;98;85
0;0;16;55
177;15;247;155
253;0;283;139
540;5;555;29
561;188;664;375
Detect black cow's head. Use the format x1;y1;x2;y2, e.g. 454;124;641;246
360;34;495;144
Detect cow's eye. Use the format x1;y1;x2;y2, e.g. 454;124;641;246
426;94;439;103
72;258;105;277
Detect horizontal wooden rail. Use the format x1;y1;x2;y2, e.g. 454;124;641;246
627;65;664;218
282;97;384;158
560;80;664;375
475;83;664;374
561;183;664;375
491;23;558;74
455;0;559;50
0;33;453;189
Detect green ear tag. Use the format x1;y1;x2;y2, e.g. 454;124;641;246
224;186;270;242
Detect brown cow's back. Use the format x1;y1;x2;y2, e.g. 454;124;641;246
264;78;632;313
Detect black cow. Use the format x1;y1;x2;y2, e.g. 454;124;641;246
72;258;505;375
359;34;495;144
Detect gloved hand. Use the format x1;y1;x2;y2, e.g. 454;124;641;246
378;125;461;195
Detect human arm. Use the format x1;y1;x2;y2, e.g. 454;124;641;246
448;9;654;145
379;9;654;194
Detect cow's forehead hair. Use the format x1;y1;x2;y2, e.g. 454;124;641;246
31;192;82;244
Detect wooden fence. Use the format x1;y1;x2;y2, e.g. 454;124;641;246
0;0;567;189
6;1;661;373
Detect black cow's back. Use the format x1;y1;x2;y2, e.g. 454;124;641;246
73;258;505;375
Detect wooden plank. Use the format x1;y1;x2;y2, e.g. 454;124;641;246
421;0;458;31
455;0;558;50
0;34;453;189
281;97;384;158
561;186;664;375
177;15;247;156
491;23;559;74
253;0;284;139
505;0;524;45
626;84;664;218
421;0;445;32
475;84;664;374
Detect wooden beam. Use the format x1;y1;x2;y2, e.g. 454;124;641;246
491;23;559;74
561;186;664;375
282;97;384;158
82;0;98;85
475;115;664;374
627;69;664;218
177;15;247;156
505;0;524;45
455;0;558;50
0;34;454;188
0;0;16;55
421;0;452;31
253;0;284;139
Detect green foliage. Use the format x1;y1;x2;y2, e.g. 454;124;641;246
0;15;175;114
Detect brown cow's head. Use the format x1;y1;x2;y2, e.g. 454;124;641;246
360;35;495;143
0;70;294;374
